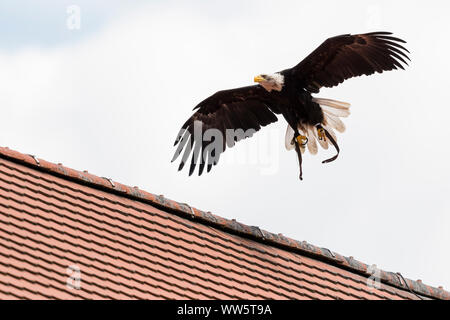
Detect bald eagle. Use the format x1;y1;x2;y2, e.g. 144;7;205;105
172;32;409;180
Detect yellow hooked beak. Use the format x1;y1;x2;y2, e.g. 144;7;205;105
254;75;265;83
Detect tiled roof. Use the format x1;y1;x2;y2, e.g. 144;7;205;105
0;146;448;300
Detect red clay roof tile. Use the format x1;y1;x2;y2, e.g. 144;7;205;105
0;146;448;300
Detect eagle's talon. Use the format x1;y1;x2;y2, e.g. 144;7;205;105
317;127;326;141
296;135;308;146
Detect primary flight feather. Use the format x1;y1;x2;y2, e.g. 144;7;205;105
172;32;410;179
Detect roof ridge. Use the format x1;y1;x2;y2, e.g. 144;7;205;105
0;146;448;300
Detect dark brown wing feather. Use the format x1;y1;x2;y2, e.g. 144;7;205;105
172;85;279;175
285;32;410;93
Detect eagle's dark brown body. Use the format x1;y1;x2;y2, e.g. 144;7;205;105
268;79;324;132
172;32;410;179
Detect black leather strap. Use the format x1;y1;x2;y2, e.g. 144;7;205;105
294;141;303;180
317;125;340;164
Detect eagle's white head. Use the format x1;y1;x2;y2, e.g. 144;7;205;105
254;73;284;92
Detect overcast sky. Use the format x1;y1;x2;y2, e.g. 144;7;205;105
1;0;449;290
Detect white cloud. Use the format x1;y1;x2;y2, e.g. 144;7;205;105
1;0;449;290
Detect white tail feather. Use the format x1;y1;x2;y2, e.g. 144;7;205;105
318;99;349;134
321;105;350;117
285;125;295;150
312;98;351;109
324;113;346;133
306;127;318;155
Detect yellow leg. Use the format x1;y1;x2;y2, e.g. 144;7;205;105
296;134;308;146
317;127;326;141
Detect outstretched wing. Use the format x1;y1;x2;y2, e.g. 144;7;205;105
172;85;279;175
285;32;410;93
